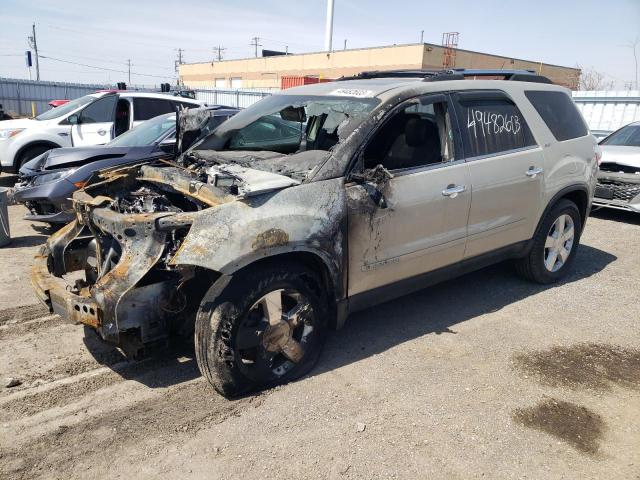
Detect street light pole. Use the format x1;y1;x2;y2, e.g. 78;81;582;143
324;0;335;52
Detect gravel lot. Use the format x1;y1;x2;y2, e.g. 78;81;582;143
0;172;639;480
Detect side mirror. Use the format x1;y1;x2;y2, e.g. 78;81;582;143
67;114;79;125
349;164;393;209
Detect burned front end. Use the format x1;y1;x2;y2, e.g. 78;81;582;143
31;163;231;356
31;155;347;357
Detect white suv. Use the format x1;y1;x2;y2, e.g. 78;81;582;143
0;91;202;173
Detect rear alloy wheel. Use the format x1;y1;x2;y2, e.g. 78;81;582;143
543;214;575;272
515;199;582;284
195;264;328;397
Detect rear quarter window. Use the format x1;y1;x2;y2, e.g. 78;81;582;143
525;91;588;141
133;98;176;121
454;93;536;158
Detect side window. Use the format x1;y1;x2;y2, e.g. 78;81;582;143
525;91;588;141
79;95;117;124
228;114;303;153
363;97;455;171
133;98;175;121
454;92;536;158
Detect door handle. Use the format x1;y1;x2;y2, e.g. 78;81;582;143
442;184;466;198
526;167;543;178
97;129;107;136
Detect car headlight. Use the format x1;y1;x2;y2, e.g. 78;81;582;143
0;128;25;140
32;169;76;186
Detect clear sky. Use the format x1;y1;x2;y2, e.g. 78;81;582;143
0;0;638;88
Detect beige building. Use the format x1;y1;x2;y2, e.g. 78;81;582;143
179;42;580;90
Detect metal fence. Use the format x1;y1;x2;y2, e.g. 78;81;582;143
572;90;640;138
0;77;274;117
194;88;273;108
0;77;110;116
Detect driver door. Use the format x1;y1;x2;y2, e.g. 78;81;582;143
71;95;117;146
347;94;471;297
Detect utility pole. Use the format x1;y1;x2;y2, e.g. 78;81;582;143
174;48;184;84
250;37;262;58
27;23;40;81
324;0;335;52
344;39;347;50
127;59;131;84
213;45;226;62
420;30;424;44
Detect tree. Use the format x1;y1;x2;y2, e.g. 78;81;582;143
575;65;615;91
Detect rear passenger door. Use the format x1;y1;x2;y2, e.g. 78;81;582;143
132;98;177;127
452;91;544;258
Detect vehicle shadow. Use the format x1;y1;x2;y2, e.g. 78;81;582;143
82;327;200;388
1;234;47;249
81;244;616;391
312;244;617;378
0;174;18;188
591;207;640;226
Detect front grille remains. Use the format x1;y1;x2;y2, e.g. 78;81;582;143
599;163;640;175
596;180;640;202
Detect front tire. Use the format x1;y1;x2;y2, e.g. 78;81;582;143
516;199;582;284
16;144;56;171
195;264;329;398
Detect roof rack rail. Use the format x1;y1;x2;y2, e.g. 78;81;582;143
337;68;552;84
337;69;440;81
431;68;552;84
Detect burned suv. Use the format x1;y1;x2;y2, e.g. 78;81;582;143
32;70;598;397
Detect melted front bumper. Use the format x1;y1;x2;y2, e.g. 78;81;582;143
31;206;175;346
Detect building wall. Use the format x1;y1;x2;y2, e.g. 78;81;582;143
180;43;580;90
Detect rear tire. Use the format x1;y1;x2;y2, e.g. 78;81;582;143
195;263;329;398
515;199;582;284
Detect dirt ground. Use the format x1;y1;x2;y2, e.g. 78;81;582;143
0;172;639;480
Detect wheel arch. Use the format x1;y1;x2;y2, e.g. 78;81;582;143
529;184;589;252
14;140;61;169
186;249;342;329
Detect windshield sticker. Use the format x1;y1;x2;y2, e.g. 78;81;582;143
330;88;373;98
467;108;522;139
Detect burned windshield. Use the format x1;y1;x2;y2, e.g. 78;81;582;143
193;94;379;154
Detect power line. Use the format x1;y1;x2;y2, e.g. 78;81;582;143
38;55;173;80
38;49;172;71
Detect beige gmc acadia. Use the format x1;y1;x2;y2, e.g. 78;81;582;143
32;69;599;397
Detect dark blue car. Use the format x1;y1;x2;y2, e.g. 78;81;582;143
13;106;238;224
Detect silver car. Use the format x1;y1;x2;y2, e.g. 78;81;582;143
593;121;640;213
32;69;598;397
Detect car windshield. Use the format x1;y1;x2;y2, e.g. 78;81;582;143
108;113;176;147
35;94;97;121
192;94;379;155
600;124;640;147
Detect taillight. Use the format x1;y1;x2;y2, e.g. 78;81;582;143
594;144;602;166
